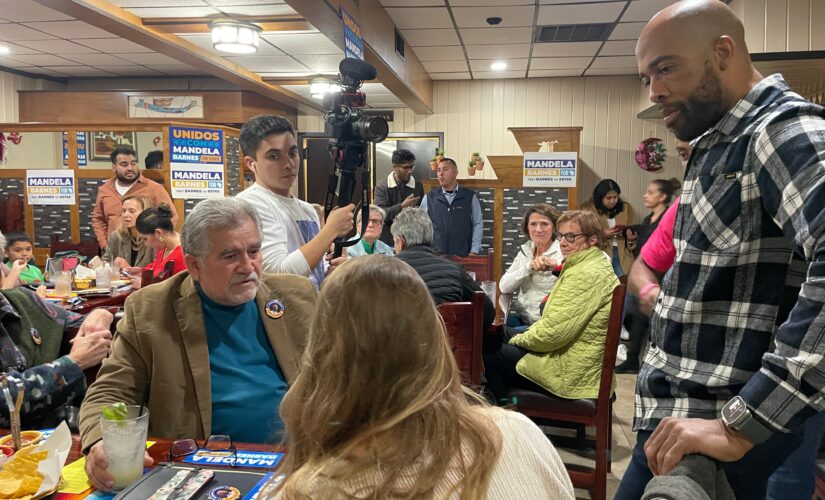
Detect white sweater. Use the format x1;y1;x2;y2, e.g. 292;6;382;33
499;240;563;324
235;184;325;288
269;407;575;499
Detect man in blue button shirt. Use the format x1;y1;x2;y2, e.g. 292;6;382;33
80;197;316;492
420;158;483;257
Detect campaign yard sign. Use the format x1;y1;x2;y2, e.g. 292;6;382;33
169;126;225;199
522;152;577;188
26;170;76;205
342;7;364;61
62;132;87;167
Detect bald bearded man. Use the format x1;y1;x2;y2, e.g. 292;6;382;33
617;1;825;498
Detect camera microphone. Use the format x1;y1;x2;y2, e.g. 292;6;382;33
339;57;377;81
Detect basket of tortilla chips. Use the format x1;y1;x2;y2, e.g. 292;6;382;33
0;423;71;499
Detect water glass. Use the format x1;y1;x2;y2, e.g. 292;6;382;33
96;264;112;289
480;280;497;303
54;271;72;296
100;406;149;490
467;271;477;281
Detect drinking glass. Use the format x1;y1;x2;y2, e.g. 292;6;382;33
54;271;72;296
480;280;497;303
100;406;149;490
467;271;477;281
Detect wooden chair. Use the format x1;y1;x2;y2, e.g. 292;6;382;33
505;279;627;500
140;260;177;288
0;194;24;234
448;247;494;283
49;235;100;261
438;291;485;386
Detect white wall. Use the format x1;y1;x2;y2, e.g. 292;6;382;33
0;69;64;123
729;0;825;53
299;76;680;221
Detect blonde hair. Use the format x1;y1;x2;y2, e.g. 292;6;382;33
273;255;502;498
557;210;607;250
116;195;152;240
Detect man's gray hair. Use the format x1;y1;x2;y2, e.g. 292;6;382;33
390;207;433;246
182;197;262;258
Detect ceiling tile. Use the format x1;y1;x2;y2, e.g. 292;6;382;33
0;56;36;68
207;0;287;5
76;38;154;53
385;8;453;29
537;2;624;24
215;4;296;15
609;22;647;40
451;6;535;28
259;71;314;78
531;41;600;57
528;69;583;77
0;42;42;55
540;0;624;3
125;6;221;17
621;0;677;23
600;40;637;56
430;72;471;80
460;27;532;45
469;58;528;71
149;64;210;75
413;45;465;61
465;43;530;59
0;24;57;41
379;0;444;5
421;60;468;73
400;29;460;47
473;70;525;79
110;0;208;5
261;33;341;55
94;65;165;75
23;21;116;39
0;0;73;22
115;52;182;65
295;54;341;73
450;0;534;5
0;18;9;23
228;55;309;72
2;53;79;65
42;66;118;77
60;53;134;65
181;34;286;55
16;40;100;54
585;67;639;75
530;56;592;70
589;55;638;68
28;67;70;77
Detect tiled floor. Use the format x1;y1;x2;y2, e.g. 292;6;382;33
549;373;638;500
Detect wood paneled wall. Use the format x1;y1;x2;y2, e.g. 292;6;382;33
730;0;825;53
0;69;64;122
298;75;679;223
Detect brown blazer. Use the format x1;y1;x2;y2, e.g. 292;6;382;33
79;271;316;450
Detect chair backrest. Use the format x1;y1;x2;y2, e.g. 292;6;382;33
438;291;485;386
597;277;627;406
140;259;178;287
448;247;494;283
49;235;100;260
0;194;24;234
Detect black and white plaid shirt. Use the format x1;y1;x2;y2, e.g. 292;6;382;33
635;74;825;433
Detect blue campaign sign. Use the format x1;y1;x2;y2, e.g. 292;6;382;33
181;450;284;469
342;7;364;61
169;126;224;164
62;132;87;166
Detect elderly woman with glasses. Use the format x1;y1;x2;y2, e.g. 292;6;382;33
484;210;619;402
346;205;394;258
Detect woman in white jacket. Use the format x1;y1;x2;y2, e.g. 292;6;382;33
499;204;564;329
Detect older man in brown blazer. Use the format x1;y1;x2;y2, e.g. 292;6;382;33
79;197;316;491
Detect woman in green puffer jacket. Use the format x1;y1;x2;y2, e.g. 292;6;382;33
485;210;619;401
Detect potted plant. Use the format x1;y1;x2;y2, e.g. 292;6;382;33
430;157;438;170
435;147;445;162
472;152;484;170
467;159;476;176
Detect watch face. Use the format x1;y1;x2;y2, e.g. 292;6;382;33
722;396;747;423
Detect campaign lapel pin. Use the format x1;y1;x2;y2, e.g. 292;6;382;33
265;299;285;319
30;328;42;345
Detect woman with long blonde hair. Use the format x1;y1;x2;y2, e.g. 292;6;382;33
267;255;573;499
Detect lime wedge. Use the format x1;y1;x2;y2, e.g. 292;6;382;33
102;402;128;421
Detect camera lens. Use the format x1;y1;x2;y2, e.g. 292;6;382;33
351;116;389;142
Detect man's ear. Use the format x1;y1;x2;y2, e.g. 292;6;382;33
185;254;200;281
243;155;257;175
715;35;735;71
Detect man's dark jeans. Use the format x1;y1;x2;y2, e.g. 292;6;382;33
615;423;802;499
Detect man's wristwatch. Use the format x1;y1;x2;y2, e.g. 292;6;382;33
720;396;772;445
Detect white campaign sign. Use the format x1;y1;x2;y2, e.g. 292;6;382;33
26;169;76;205
170;163;224;199
522;152;577;188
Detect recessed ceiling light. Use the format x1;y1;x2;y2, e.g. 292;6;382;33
0;46;9;55
490;61;507;71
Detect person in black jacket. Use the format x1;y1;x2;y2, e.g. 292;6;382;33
374;149;424;246
391;207;495;339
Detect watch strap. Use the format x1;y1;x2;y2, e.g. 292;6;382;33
735;412;773;445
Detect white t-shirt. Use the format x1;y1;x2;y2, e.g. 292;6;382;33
114;181;131;196
236;183;325;288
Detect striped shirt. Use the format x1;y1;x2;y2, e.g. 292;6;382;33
635;74;825;434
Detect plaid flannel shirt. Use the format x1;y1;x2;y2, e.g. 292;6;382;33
635;74;825;434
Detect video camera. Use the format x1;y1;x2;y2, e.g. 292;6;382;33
323;58;389;257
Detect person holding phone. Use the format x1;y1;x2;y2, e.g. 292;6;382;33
582;179;635;276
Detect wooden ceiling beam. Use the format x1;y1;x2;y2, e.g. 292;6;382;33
142;16;314;34
32;0;324;112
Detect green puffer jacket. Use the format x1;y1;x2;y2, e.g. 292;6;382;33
510;246;619;399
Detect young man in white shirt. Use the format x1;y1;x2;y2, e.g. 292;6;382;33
236;115;353;288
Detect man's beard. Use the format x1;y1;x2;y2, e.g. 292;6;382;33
669;64;727;141
115;170;139;185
